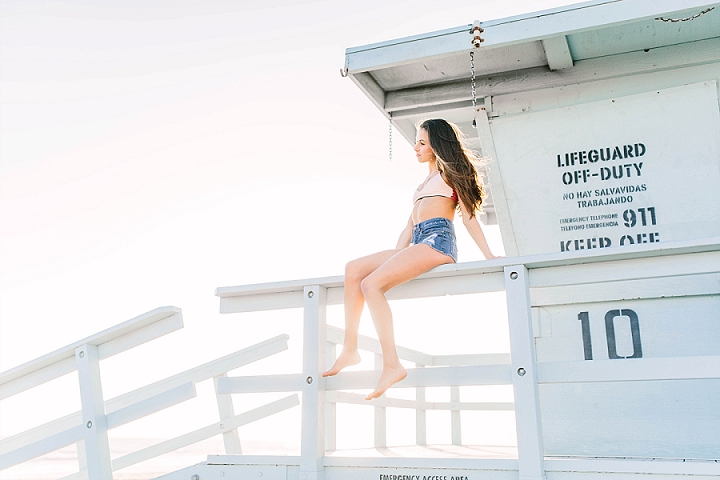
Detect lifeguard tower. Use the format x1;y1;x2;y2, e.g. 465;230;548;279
1;1;719;479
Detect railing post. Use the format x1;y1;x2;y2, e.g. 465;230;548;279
214;373;242;454
373;354;387;448
415;363;427;445
301;285;326;480
504;265;546;480
325;341;337;451
450;386;462;445
75;344;112;480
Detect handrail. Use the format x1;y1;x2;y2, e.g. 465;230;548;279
215;238;720;312
212;239;720;480
0;306;183;400
0;308;299;480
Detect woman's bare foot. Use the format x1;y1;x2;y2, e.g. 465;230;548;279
365;364;407;400
322;349;361;377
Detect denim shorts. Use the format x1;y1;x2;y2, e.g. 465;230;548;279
411;217;458;263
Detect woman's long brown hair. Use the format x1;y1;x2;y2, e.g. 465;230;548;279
419;119;485;218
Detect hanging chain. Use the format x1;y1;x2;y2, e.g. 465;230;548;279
470;51;478;128
388;118;393;162
656;6;714;22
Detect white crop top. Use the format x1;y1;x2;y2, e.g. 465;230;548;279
413;172;458;204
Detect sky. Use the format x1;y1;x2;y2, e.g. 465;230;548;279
0;0;581;469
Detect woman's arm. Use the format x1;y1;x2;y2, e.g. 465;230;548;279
459;201;499;259
395;215;414;249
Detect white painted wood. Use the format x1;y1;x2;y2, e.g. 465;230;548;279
0;334;289;455
475;108;520;256
1;382;195;469
346;0;716;74
213;374;242;454
450;386;461;446
0;425;84;470
105;382;196;429
415;363;426;446
75;344;112;480
538;355;720;383
325;341;337;452
325;364;513;391
544;457;720;476
324;455;518;470
326;325;434;366
326;390;513;411
382;37;720;113
300;285;326;480
432;353;511;366
373;354;387;449
0;306;182;399
504;266;547;480
528;250;720;288
542;36;574;70
539;378;720;458
217;373;306;393
0;357;77;402
76;440;87;476
492;62;720;118
58;395;301;479
216;240;719;313
347;71;386;118
532;272;720;306
491;82;720;257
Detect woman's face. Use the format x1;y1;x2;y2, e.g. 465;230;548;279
414;128;435;164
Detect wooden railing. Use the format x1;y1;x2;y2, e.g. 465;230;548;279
214;237;720;480
2;238;718;480
0;307;298;480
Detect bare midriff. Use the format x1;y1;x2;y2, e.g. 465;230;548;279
412;196;456;225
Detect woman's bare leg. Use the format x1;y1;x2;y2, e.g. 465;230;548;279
322;249;399;377
361;245;453;400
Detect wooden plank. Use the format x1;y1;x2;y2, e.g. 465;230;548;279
215;241;720;318
492;62;720;117
327;390;513;411
432;353;511;366
1;383;195;469
537;355;720;383
217;373;305;394
0;334;288;455
539;378;720;458
0;307;182;398
105;382;195;429
75;345;112;480
348;72;386;117
476;108;520;257
528;251;720;288
0;425;85;470
383;38;720;112
542;35;574;70
109;395;299;473
300;286;326;479
504;266;546;480
323;456;518;470
545;457;720;475
346;0;715;74
326;325;434;366
531;272;720;306
325;365;513;391
213;374;243;454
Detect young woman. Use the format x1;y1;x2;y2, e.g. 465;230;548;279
322;118;501;400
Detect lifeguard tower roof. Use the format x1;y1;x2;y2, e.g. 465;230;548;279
345;0;720;257
344;0;719;139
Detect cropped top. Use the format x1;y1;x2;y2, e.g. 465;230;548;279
413;172;459;204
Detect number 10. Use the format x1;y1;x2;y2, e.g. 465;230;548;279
578;309;642;360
